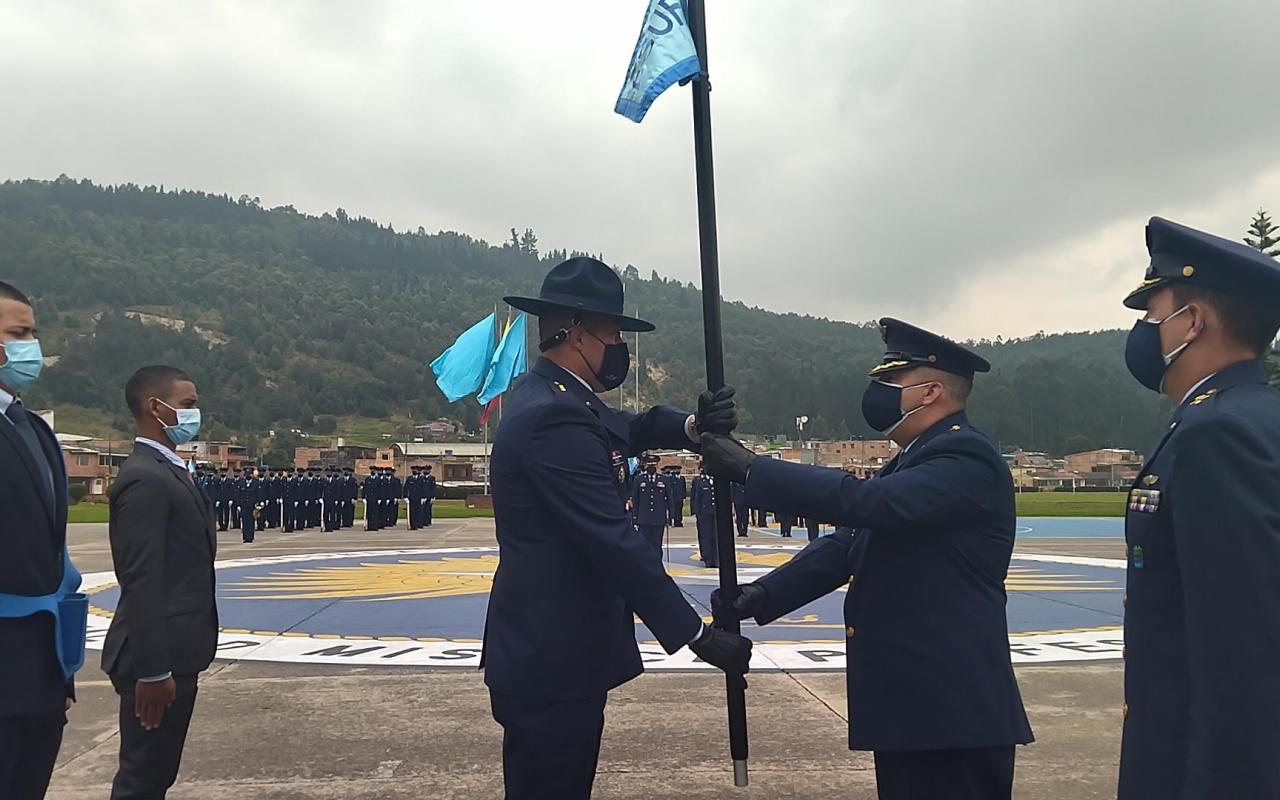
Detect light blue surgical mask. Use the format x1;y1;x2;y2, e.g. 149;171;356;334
153;398;202;446
0;339;44;392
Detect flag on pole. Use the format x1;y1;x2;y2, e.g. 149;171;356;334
615;0;702;123
430;313;498;402
477;314;528;405
480;396;499;428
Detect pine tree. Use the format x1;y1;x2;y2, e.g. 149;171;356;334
1244;208;1280;256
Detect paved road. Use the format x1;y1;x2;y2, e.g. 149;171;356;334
50;521;1126;799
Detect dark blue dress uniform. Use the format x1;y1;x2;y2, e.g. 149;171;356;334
386;470;402;528
236;470;261;543
731;480;748;536
629;467;669;554
421;467;436;527
342;468;357;528
406;469;424;529
664;468;686;526
736;321;1032;799
483;358;702;799
215;468;231;530
690;471;718;567
1116;217;1280;799
363;469;381;532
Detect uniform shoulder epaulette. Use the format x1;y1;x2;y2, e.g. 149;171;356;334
1187;387;1218;407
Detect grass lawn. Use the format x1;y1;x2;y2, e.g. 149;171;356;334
1016;491;1126;517
68;498;494;523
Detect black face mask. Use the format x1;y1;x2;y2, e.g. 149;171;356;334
1124;305;1191;393
582;330;631;391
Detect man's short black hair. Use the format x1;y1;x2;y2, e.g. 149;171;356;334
0;281;31;306
1172;284;1280;356
125;365;193;418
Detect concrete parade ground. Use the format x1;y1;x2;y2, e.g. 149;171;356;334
49;520;1128;799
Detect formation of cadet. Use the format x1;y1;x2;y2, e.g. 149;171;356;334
195;464;366;540
362;466;405;531
405;464;437;529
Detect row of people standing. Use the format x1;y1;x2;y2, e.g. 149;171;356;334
363;465;437;531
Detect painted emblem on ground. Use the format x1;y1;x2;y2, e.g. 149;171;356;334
81;545;1126;670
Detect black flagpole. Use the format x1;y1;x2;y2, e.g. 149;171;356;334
685;0;749;787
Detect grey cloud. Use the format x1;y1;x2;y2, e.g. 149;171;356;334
0;0;1276;337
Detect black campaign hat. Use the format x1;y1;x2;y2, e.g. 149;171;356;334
504;257;654;333
1124;216;1280;310
869;318;991;380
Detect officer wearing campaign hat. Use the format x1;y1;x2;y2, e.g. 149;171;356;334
702;317;1033;800
483;256;752;799
1117;217;1280;799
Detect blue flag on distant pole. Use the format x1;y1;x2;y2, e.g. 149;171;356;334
477;314;528;405
430;313;498;402
615;0;701;123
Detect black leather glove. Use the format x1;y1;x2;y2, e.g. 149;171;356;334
699;432;754;484
711;582;769;624
696;385;738;436
688;625;753;675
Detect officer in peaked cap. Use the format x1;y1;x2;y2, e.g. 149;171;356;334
690;461;719;568
483;256;752;799
663;464;687;528
1116;217;1280;799
629;455;669;554
702;317;1033;800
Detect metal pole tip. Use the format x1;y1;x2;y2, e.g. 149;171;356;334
733;760;749;787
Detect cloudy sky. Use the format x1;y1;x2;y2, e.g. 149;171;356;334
2;1;1278;339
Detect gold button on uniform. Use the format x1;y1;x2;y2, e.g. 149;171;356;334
845;626;856;638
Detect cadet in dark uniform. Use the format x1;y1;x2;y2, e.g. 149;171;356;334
342;467;357;529
215;467;231;530
237;467;260;544
386;468;403;529
405;466;422;530
364;468;381;532
629;458;670;554
421;465;436;527
704;318;1033;800
776;511;794;538
228;467;242;530
664;465;686;527
731;481;748;537
689;464;718;568
484;257;752;799
1116;217;1280;799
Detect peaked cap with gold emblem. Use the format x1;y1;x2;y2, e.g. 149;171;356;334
1123;216;1280;310
868;317;991;380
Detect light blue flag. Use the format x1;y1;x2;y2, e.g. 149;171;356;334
477;314;528;405
615;0;701;123
430;313;498;402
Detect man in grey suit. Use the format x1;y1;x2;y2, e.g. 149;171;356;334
103;366;218;800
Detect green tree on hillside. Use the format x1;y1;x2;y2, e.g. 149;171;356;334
1244;208;1280;256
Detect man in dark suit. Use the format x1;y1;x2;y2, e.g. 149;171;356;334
102;365;218;799
689;464;718;568
703;318;1033;800
485;258;752;799
0;281;84;800
1115;218;1280;799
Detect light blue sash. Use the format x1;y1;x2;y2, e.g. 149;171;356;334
0;547;87;680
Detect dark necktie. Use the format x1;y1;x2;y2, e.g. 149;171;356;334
6;399;55;503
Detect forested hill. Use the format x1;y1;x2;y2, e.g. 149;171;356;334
0;177;1181;456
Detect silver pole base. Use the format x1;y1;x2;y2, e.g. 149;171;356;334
733;760;749;787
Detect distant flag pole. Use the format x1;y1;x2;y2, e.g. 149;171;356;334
616;0;749;786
